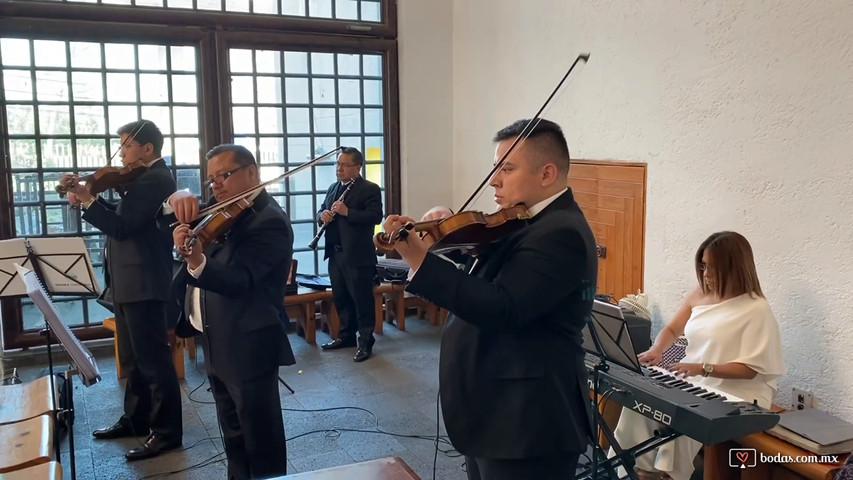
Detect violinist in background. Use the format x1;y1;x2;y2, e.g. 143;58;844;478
164;144;294;479
60;119;183;460
383;119;598;480
317;147;383;362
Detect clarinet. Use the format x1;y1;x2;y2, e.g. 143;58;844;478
308;180;355;250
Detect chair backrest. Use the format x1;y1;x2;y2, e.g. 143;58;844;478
659;336;688;368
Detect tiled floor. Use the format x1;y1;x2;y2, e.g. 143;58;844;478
8;316;470;479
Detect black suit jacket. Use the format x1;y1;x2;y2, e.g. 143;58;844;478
169;190;296;384
316;176;383;267
407;189;597;459
82;159;176;304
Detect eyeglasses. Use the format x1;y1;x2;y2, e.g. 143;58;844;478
698;262;713;272
336;162;359;168
204;165;249;189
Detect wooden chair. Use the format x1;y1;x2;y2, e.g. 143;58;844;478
0;415;54;473
373;282;406;333
285;288;336;344
0;376;56;426
102;317;185;380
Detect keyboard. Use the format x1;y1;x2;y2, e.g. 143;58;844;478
590;362;780;444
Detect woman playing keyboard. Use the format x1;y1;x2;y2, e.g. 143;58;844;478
611;231;785;480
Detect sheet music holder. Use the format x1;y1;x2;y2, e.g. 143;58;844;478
13;263;101;480
582;300;642;374
14;264;101;386
0;237;100;297
577;301;679;480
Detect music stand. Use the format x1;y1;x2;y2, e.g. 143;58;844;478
577;302;681;480
10;263;102;480
0;237;100;297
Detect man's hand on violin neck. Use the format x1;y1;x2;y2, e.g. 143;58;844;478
169;191;199;224
59;173;93;204
383;214;428;271
173;224;203;268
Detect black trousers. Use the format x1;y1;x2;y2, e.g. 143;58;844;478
465;451;581;480
209;369;287;480
327;251;376;342
114;300;182;439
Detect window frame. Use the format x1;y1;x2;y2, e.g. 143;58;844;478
0;0;397;38
0;3;400;350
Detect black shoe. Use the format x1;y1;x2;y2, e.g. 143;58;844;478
353;347;372;362
125;433;182;461
353;337;375;362
321;337;357;350
93;420;147;440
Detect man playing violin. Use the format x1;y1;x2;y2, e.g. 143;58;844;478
60;119;183;460
165;144;294;479
317;147;383;362
383;119;598;480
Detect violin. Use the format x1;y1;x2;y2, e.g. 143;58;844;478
374;204;530;255
55;159;151;200
176;147;344;252
56;120;155;203
182;194;256;251
374;53;589;255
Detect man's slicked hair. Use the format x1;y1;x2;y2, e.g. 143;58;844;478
117;119;164;156
493;118;570;175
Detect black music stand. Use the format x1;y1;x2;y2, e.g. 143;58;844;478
12;263;102;480
576;301;681;480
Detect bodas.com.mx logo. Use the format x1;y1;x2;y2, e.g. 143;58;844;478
729;448;757;469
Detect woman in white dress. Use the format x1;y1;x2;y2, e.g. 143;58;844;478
611;231;785;480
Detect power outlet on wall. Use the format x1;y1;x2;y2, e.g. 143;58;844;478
792;388;813;410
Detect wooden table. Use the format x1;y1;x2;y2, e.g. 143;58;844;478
273;456;420;479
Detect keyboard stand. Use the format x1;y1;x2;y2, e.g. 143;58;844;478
577;361;684;480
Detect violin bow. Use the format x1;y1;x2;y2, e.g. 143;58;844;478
457;53;590;213
171;146;344;227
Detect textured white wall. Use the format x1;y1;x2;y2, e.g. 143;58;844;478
397;0;454;217
443;0;853;417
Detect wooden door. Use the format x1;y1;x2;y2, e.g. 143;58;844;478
567;160;646;300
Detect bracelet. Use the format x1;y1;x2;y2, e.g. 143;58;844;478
81;196;97;209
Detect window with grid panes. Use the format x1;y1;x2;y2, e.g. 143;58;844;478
1;37;204;331
38;0;382;21
229;48;385;275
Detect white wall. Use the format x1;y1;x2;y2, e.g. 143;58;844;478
397;0;454;217
399;0;853;417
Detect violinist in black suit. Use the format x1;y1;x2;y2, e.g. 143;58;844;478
383;119;597;480
317;147;383;362
61;119;183;461
166;144;294;479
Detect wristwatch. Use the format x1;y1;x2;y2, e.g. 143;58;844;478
702;362;714;377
